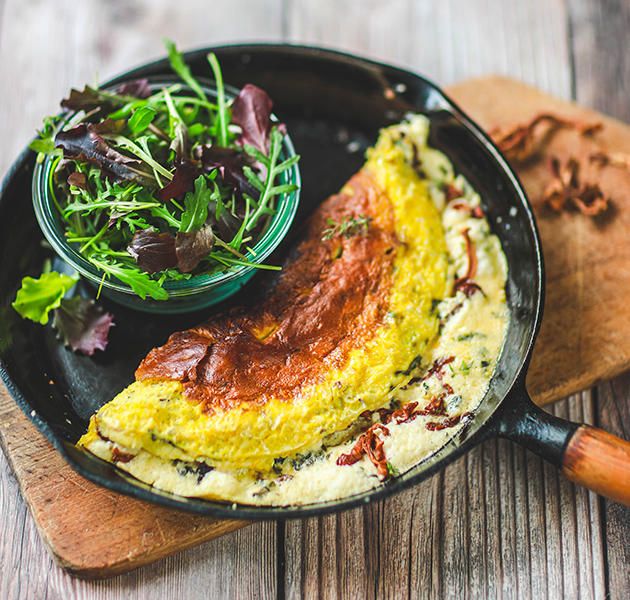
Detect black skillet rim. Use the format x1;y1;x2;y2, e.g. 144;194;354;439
0;44;544;520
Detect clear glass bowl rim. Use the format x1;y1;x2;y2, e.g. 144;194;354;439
31;77;301;299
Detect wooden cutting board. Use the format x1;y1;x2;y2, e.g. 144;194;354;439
1;76;629;579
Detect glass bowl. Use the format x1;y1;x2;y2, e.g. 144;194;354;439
32;78;301;314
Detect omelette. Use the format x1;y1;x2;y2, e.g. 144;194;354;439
79;115;509;505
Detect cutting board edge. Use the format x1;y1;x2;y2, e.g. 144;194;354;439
53;520;249;580
0;390;249;579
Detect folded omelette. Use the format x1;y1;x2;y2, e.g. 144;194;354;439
79;116;508;505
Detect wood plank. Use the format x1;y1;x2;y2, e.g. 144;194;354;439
286;0;570;95
0;448;276;598
570;2;630;597
286;0;413;68
597;376;630;599
0;435;277;599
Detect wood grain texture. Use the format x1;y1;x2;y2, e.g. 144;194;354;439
596;375;630;598
286;0;572;96
570;1;630;596
0;0;628;597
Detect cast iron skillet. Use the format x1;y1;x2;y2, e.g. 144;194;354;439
1;45;629;519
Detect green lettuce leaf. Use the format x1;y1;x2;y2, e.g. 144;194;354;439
12;272;78;324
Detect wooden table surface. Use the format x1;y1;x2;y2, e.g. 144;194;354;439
0;0;628;598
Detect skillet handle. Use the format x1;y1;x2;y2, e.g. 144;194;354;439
562;426;630;505
497;387;630;506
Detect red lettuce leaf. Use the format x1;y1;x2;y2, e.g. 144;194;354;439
61;86;111;114
175;225;214;272
157;160;197;201
61;80;151;115
127;229;177;273
55;123;154;185
196;145;257;197
115;78;152;99
53;297;115;356
67;171;87;189
231;84;273;153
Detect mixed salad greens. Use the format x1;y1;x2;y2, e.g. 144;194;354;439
12;41;299;355
30;40;299;301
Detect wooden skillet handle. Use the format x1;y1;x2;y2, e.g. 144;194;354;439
562;426;630;506
498;387;630;506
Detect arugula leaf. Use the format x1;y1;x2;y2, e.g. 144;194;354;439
128;106;157;135
150;205;181;228
164;39;207;103
188;123;205;137
208;252;281;271
207;53;228;146
179;175;217;233
106;133;173;182
161;88;190;160
89;257;169;301
29;138;61;155
244;127;299;231
53;297;115;356
29;116;63;160
12;272;78;324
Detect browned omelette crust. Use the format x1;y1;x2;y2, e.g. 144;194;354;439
136;171;398;412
